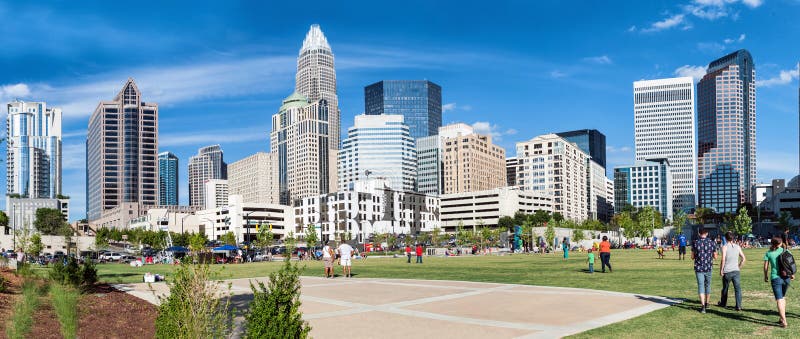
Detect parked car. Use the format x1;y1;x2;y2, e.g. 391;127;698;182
101;252;123;261
120;255;138;263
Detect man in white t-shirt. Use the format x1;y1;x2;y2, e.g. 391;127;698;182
337;242;354;278
322;241;335;278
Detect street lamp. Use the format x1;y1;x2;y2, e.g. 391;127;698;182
201;218;215;241
244;210;256;244
180;214;192;235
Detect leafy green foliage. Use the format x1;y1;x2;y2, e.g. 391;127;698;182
304;224;319;249
29;233;43;257
732;206;752;236
156;262;232;338
694;207;714;225
50;283;79;339
245;260;311;339
6;280;40;339
189;232;208;252
544;220;556;247
220;231;237;246
49;257;97;289
672;210;688;234
498;216;515;230
572;228;586;242
34;208;70;235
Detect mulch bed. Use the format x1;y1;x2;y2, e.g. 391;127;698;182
76;284;158;338
2;270;158;339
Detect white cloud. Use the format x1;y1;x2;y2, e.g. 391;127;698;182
583;55;613;65
723;33;746;44
758;151;798;180
674;65;707;82
62;143;86;170
642;14;686;32
470;121;515;141
442;102;471;113
0;83;31;101
160;128;267;147
637;1;761;33
756;63;800;87
550;70;567;78
505;128;518;135
606;145;633;153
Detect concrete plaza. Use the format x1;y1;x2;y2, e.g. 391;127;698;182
116;276;678;338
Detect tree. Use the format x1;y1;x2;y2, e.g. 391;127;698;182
34;208;70;235
521;219;534;251
513;211;527;226
731;207;752;237
480;226;492;251
498;216;515;230
635;206;662;238
552;212;564;225
431;228;442;247
544;220;556;248
245;259;311;338
530;210;551;226
417;232;430;246
284;232;297;258
614;212;636;240
304;225;319;251
777;211;793;233
189;233;208;253
29;233;43;257
672;210;688;234
0;211;8;230
694;207;714;225
254;228;274;255
220;231;237;246
572;228;586;243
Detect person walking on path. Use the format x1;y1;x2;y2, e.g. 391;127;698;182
764;236;794;327
562;237;570;260
322;241;335;278
718;232;746;311
693;227;717;313
406;244;412;263
678;233;688;260
599;236;612;273
587;249;595;274
416;243;423;264
337;241;354;278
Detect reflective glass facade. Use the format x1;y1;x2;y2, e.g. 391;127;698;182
555;129;606;169
697;50;756;214
158;152;179;205
613;159;673;220
6;101;62;199
364;80;442;140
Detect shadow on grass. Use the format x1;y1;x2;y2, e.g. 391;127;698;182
669;298;791;326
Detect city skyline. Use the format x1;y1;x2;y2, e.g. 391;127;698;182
1;1;799;220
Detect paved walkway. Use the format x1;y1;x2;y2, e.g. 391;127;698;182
115;276;678;338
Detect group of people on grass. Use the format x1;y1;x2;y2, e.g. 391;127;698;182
585;236;613;274
692;227;795;328
321;241;426;278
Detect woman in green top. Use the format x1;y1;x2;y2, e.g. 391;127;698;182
764;236;794;328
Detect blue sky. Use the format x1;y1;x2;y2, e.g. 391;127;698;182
1;0;798;221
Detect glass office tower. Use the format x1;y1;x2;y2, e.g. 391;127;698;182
158;152;179;205
697;49;756;213
364;80;442;140
555;129;606;169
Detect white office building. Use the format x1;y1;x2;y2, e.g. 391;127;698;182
633;77;696;212
195;195;293;243
204;179;229;209
338;114;416;191
440;187;552;232
516;134;589;221
6;100;62;199
6;198;69;233
295;179;440;243
416;134;443;195
228;152;279;205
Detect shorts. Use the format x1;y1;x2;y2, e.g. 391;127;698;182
771;277;791;300
340;258;352;267
679;246;686;255
696;271;712;295
324;257;333;268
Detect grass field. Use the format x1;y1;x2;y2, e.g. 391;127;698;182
96;248;798;338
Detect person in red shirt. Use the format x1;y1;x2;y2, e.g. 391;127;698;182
405;244;412;264
599;236;612;273
416;244;423;264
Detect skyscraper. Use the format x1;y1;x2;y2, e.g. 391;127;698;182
295;24;340;150
555;129;606;169
338;114;417;191
270;92;331;205
441;123;506;194
228;152;279;205
87;78;158;221
697;50;756;213
158;152;179;205
614;159;673;220
188;145;227;207
6;100;62;199
517;134;589;221
416;134;443;195
633;77;696;212
364;80;442;139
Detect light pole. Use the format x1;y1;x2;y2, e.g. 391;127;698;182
201;218;215;242
180;214;192;235
244;210;256;244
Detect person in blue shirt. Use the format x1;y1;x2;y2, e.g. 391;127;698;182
678;233;688;260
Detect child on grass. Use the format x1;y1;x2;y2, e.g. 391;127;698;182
587;249;595;274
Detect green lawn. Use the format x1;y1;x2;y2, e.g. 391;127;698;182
95;249;799;338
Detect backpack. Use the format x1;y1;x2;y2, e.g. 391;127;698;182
778;250;797;278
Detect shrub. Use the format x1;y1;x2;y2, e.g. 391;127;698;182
49;257;96;289
245;259;310;339
0;275;6;292
155;261;232;338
